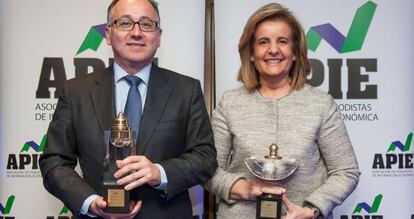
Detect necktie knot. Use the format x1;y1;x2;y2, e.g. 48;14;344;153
124;75;142;87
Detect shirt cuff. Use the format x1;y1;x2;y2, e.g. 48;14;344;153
80;194;100;217
154;163;168;190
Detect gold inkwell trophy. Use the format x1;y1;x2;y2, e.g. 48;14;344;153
245;144;298;219
103;113;136;213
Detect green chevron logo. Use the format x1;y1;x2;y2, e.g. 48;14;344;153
20;135;47;153
353;194;383;214
76;24;106;55
306;1;377;53
387;132;412;152
0;195;15;215
59;206;69;215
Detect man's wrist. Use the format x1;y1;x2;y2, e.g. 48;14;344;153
154;163;168;190
80;194;100;217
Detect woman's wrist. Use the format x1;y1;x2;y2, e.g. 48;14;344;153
303;203;320;219
229;179;252;200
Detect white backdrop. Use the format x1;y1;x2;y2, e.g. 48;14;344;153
0;0;206;218
215;0;414;218
2;1;414;218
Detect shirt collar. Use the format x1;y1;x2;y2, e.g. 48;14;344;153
113;63;151;85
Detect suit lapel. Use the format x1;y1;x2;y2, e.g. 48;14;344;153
137;64;173;154
90;66;115;131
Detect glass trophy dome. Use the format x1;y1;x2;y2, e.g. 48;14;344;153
245;156;298;181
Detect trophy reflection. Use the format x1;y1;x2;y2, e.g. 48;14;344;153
245;144;298;219
103;112;136;213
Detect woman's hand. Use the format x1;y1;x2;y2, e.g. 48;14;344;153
282;195;317;219
229;178;285;201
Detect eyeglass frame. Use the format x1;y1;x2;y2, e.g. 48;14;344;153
107;17;160;32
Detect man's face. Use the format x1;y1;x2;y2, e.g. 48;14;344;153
105;0;161;73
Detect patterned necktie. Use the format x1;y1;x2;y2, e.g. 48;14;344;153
123;75;142;137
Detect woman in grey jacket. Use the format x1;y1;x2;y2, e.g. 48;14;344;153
206;3;359;219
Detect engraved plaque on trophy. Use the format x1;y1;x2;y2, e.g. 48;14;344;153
103;112;136;213
245;144;298;219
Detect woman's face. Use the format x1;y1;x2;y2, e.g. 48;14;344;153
251;20;295;82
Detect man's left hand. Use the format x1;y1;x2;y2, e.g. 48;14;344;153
115;155;161;190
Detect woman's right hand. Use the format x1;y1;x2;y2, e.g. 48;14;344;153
229;178;286;201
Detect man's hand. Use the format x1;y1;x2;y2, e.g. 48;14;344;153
115;155;161;190
89;197;141;219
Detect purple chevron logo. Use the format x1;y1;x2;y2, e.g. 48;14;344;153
310;23;345;53
353;194;382;214
387;132;412;152
20;135;46;153
306;1;377;53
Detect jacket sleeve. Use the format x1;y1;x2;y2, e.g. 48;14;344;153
160;80;218;201
304;96;360;216
39;82;97;214
205;92;246;204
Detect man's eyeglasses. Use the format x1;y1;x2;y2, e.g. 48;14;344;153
109;17;159;32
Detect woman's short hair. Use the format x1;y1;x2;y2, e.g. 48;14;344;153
237;3;311;91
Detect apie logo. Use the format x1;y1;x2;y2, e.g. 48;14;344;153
20;136;46;153
372;132;413;177
76;24;106;55
0;195;15;219
306;1;379;123
387;132;412;152
36;24;112;100
6;135;46;177
353;194;382;214
340;194;383;219
306;1;377;53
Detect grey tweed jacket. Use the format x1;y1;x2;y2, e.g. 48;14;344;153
206;84;360;219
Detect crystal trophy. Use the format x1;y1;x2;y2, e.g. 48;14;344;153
245;144;298;219
103;112;136;213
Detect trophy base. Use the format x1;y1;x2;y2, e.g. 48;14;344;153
103;184;131;213
256;194;282;219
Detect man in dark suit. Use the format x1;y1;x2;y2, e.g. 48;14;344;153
39;0;217;218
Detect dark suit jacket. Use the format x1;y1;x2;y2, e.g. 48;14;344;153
39;64;217;219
